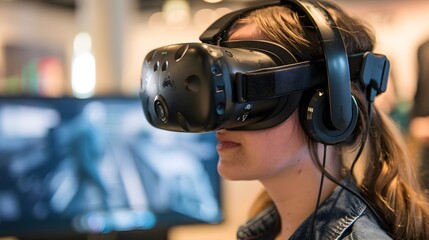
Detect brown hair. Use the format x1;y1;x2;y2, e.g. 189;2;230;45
236;2;429;239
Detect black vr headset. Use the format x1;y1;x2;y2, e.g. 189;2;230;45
139;0;390;144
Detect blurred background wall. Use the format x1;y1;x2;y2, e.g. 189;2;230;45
0;0;428;239
1;0;429;104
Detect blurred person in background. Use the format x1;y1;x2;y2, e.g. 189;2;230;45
409;38;429;193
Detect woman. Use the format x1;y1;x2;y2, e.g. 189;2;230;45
216;1;429;239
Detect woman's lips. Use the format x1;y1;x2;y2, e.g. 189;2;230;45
217;141;240;151
216;132;240;151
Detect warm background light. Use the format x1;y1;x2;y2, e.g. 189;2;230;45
71;32;96;98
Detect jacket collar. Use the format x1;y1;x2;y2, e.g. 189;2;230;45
237;176;367;240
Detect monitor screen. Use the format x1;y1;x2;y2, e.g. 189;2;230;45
0;96;222;239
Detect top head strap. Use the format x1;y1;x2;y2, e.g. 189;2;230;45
282;0;353;131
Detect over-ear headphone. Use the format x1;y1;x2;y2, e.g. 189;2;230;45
283;0;359;145
299;90;359;145
140;0;389;144
286;0;389;145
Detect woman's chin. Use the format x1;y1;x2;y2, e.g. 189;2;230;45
217;161;255;181
217;162;240;180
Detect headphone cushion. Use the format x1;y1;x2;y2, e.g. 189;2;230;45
299;90;358;145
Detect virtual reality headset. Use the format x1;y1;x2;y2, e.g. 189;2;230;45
139;0;390;135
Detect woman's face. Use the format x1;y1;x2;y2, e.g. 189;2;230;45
216;23;309;181
216;111;308;180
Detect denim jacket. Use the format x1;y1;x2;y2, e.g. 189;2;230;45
237;177;393;240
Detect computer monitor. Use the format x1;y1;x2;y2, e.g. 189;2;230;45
0;96;223;239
